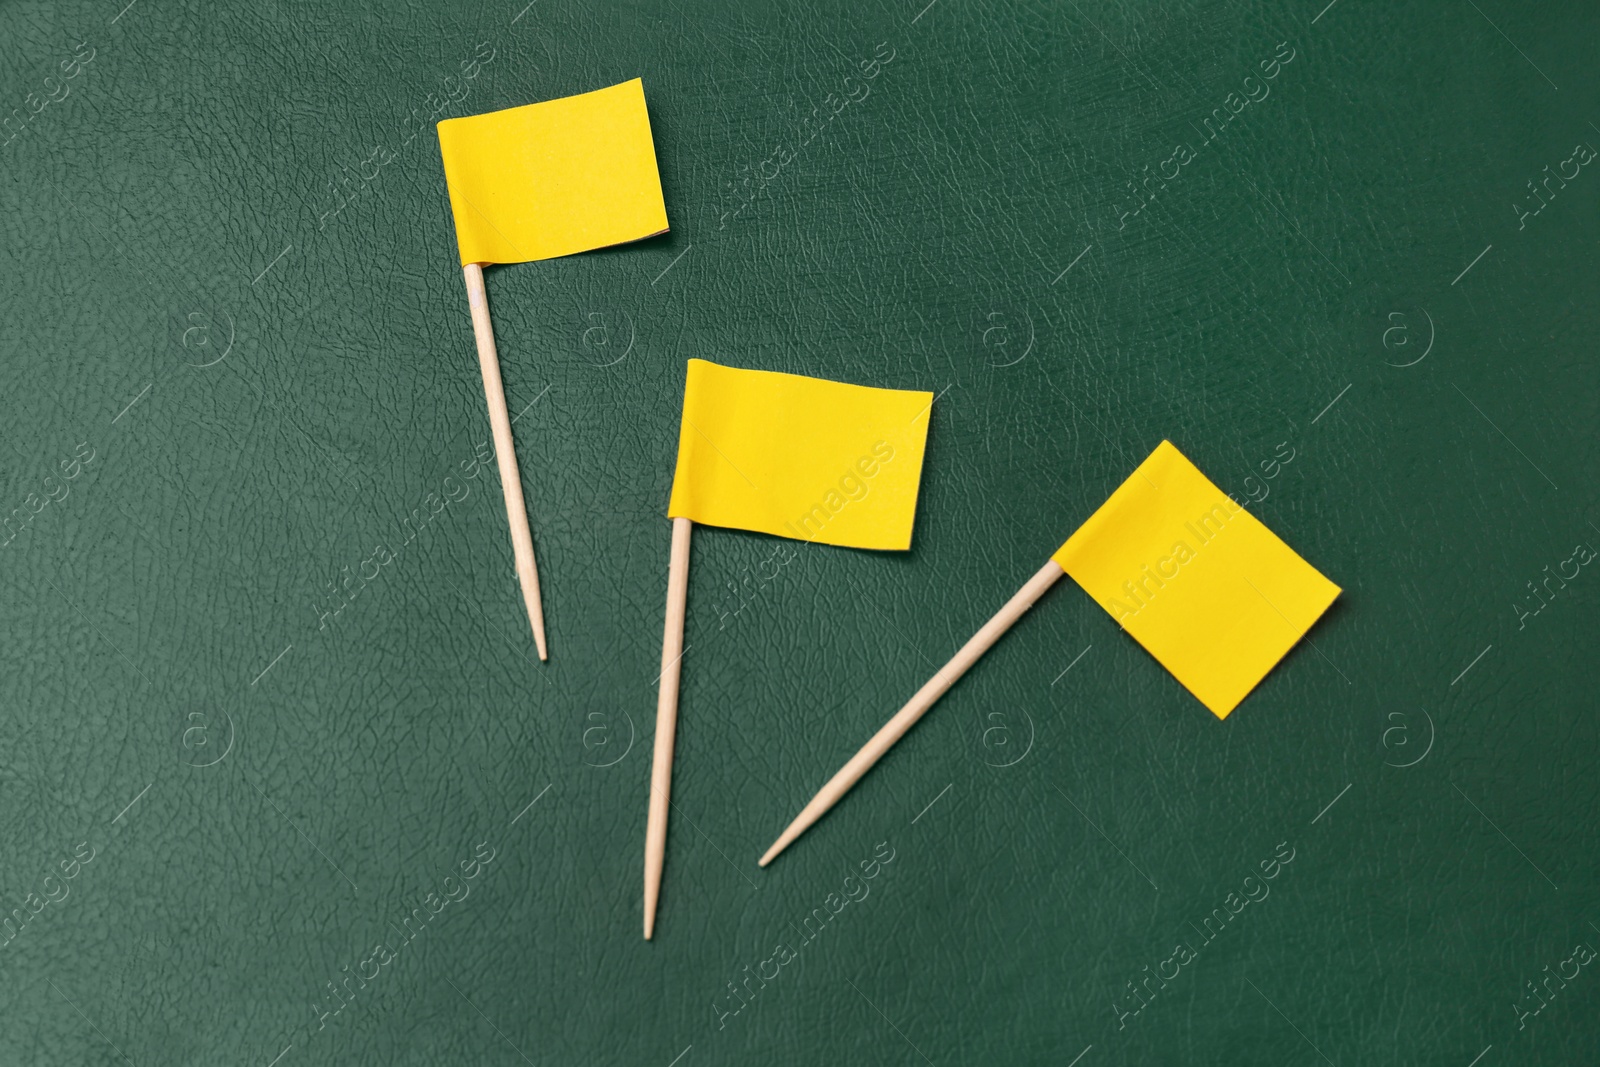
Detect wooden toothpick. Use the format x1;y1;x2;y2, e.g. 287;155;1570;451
645;516;693;938
760;558;1065;866
463;263;548;661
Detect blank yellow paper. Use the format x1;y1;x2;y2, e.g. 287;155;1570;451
1053;441;1340;719
667;359;933;550
437;78;668;265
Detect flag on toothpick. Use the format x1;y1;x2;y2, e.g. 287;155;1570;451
645;359;934;938
435;78;669;661
761;440;1339;865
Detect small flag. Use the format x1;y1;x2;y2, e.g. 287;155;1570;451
433;78;670;660
1054;440;1340;718
759;439;1343;864
667;359;934;550
437;78;668;265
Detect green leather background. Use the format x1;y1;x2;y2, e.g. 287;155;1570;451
3;0;1597;1063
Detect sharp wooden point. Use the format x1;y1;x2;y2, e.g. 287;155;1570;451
643;883;660;940
758;834;790;868
528;597;548;661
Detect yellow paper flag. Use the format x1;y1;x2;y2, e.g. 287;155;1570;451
1054;440;1340;718
437;78;668;265
667;360;933;550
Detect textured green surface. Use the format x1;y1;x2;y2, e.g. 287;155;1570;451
2;1;1597;1064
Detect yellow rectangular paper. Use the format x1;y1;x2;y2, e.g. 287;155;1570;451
667;359;933;550
437;78;668;265
1053;440;1340;719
